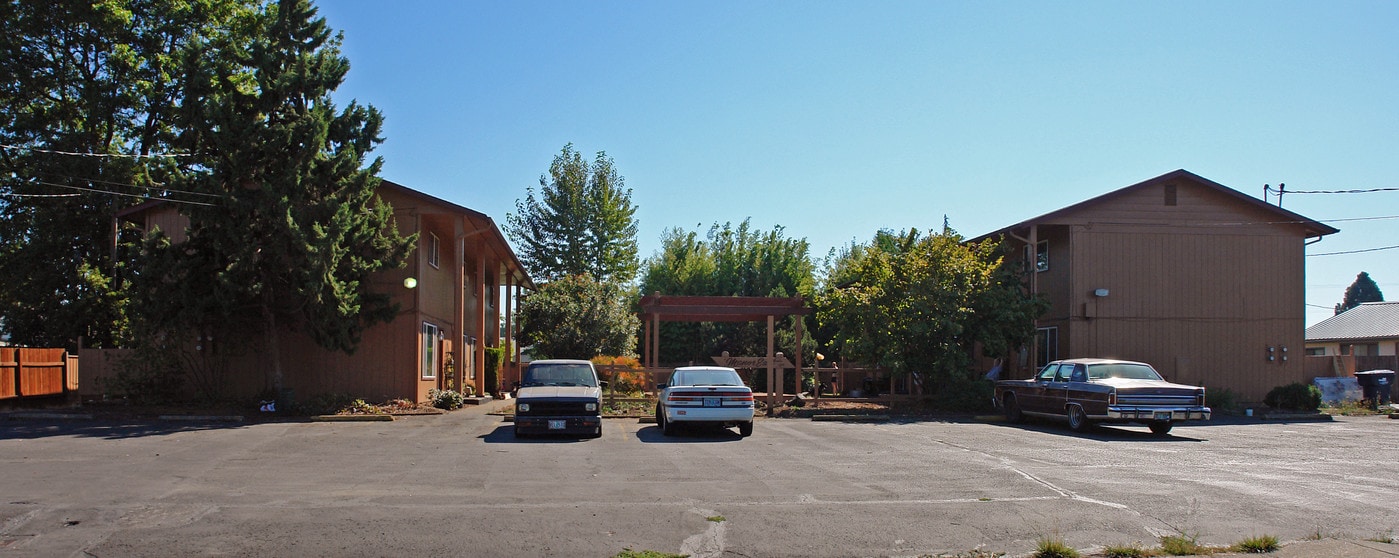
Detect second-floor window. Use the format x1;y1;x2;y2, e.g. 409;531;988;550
428;233;440;269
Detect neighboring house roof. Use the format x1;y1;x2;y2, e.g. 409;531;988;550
1306;301;1399;342
969;169;1340;242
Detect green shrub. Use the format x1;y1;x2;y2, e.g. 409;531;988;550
485;347;505;395
1033;536;1079;558
429;388;465;410
1205;386;1239;413
1264;382;1321;411
1234;534;1279;553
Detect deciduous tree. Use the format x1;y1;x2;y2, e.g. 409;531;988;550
817;228;1045;408
517;274;638;360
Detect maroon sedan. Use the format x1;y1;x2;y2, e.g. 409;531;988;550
994;358;1211;435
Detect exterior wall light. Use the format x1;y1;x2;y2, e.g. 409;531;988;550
1093;288;1110;297
403;277;418;289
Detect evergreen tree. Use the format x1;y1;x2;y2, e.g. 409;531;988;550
506;144;639;284
1335;271;1385;314
132;0;413;395
0;0;252;347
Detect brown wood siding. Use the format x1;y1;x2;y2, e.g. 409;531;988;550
1042;179;1312;401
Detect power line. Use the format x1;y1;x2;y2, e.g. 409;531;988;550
29;171;224;199
1266;184;1399;195
1308;244;1399;257
25;180;218;207
0;143;192;159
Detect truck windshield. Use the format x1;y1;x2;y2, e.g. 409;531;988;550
522;363;597;387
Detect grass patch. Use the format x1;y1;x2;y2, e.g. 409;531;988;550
1366;529;1395;544
1233;535;1279;553
706;515;725;522
613;550;685;558
1321;400;1392;416
1158;534;1210;556
1102;542;1148;558
1033;536;1079;558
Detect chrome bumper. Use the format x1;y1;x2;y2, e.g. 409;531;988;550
1105;406;1211;421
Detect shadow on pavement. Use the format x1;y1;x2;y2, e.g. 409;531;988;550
634;424;745;443
478;424;599;444
986;419;1208;442
0;418;258;441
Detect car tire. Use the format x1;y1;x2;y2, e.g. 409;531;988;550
1004;394;1024;423
1067;405;1093;432
738;421;753;437
1149;420;1173;436
658;408;674;436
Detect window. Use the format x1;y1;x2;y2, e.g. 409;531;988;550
427;233;440;269
1036;326;1058;368
1024;241;1049;272
1305;347;1326;356
1037;363;1061;381
421;322;439;379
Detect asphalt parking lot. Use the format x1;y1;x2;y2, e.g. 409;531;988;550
2;404;1396;557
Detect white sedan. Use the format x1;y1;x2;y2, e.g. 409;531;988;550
656;366;755;437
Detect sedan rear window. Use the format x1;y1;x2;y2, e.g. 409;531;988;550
673;370;744;387
1086;363;1163;380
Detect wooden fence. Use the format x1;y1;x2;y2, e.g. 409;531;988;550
0;347;78;400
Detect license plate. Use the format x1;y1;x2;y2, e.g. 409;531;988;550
704;397;721;407
548;420;566;430
1154;411;1172;421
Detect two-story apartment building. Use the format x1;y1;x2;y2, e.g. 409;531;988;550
971;170;1338;402
111;180;531;404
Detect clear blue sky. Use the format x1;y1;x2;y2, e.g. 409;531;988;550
317;1;1397;327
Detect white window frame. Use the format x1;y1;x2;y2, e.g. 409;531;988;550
421;322;439;379
427;233;440;269
1036;326;1059;368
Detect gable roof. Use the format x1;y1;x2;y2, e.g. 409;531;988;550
1306;301;1399;342
969;169;1340;243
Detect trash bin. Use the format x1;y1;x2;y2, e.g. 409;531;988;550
1354;370;1396;410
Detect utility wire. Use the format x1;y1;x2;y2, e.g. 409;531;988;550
1307;244;1399;257
26;180;218;207
29;170;225;199
0;143;193;158
1266;184;1399;195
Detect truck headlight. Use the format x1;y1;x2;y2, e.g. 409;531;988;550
586;402;597;412
517;403;530;413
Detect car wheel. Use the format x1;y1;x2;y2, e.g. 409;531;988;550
1003;394;1024;423
658;408;674;436
1149;420;1173;436
738;421;753;437
1067;405;1093;432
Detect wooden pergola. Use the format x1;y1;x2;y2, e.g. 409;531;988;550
638;294;809;414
